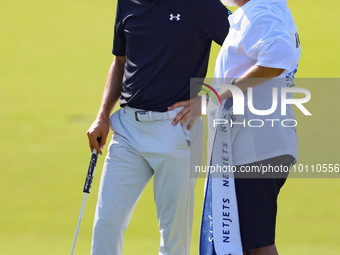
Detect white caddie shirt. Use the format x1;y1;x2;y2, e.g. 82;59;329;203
210;0;302;165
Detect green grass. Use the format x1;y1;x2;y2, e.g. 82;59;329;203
0;0;339;254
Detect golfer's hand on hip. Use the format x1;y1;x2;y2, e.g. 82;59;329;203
87;116;110;155
168;96;202;130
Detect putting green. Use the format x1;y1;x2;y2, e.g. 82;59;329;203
0;0;339;254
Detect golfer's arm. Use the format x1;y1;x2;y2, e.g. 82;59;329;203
219;65;284;100
97;55;126;119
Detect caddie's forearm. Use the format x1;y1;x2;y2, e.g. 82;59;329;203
97;56;126;119
219;65;284;99
237;65;285;91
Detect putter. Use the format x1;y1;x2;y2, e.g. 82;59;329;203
71;137;101;255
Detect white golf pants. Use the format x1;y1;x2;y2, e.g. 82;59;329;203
91;107;203;255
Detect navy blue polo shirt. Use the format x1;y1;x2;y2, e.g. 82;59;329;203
113;0;230;112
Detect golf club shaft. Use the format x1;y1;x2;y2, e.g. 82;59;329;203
71;193;88;255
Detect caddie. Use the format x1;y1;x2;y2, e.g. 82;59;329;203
86;0;231;254
200;0;302;254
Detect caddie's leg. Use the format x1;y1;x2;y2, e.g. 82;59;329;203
92;109;153;255
234;155;295;254
243;244;278;255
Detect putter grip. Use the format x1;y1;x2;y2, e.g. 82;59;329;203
83;137;101;193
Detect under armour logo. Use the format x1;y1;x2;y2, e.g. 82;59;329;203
169;14;180;21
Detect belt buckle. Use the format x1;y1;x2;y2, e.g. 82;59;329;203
135;110;147;122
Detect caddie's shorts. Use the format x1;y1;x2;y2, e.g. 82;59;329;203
234;154;295;250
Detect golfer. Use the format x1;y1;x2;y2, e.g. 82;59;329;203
199;0;302;254
86;0;231;254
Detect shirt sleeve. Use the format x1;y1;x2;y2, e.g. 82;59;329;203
196;0;231;46
112;0;126;56
241;14;297;71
